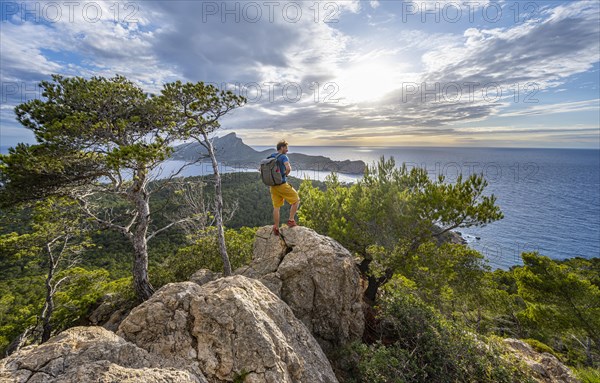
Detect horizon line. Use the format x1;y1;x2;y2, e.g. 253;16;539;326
248;144;600;150
1;143;599;151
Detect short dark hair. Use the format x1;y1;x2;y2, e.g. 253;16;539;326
276;140;288;151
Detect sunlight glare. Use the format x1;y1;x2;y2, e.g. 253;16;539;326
336;60;401;103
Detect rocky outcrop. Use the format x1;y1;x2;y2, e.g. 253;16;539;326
0;326;204;383
503;339;580;383
1;227;359;383
235;226;365;354
432;225;467;245
117;277;338;383
2;276;339;383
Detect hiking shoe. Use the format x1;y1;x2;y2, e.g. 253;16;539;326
286;220;298;228
272;226;280;236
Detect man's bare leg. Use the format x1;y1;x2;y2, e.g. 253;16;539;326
289;200;300;222
273;207;280;230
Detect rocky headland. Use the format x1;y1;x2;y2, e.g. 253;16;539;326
172;133;366;175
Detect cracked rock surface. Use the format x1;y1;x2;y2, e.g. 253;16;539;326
2;226;359;383
503;339;580;383
236;226;365;353
118;276;338;383
0;326;204;383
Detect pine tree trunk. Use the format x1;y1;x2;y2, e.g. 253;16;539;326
41;292;54;343
359;257;392;305
41;253;56;343
202;130;232;276
130;168;155;301
132;229;153;300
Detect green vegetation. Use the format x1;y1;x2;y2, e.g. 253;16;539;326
516;253;600;365
151;226;258;287
0;74;244;300
344;280;536;383
574;366;600;383
298;159;599;379
0;148;597;380
299;157;503;302
233;369;251;383
0;173;269;354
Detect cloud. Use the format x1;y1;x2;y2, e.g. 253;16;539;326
367;1;600;128
0;2;178;86
0;22;65;81
209;1;600;141
0;0;598;148
501;99;600;117
142;1;354;89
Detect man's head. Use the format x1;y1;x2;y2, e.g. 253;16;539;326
276;140;288;153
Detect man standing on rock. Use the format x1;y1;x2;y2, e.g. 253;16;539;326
269;140;300;235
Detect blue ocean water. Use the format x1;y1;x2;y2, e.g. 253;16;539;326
256;146;600;269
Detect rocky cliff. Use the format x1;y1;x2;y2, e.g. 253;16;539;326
0;226;362;383
235;226;365;355
0;326;204;383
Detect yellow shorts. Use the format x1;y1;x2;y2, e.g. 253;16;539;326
270;183;300;208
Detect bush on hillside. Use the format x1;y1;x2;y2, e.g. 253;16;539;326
340;280;536;383
151;227;257;287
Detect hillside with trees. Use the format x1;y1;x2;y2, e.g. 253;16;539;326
1;168;598;381
0;75;598;382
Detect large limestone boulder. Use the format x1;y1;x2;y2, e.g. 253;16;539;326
503;339;580;383
236;226;365;353
0;326;204;383
117;276;338;383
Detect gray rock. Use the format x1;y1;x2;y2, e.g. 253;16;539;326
117;277;338;383
432;224;467;245
54;361;200;383
0;326;205;383
189;269;223;286
503;338;580;383
234;226;287;295
237;226;365;353
87;293;132;333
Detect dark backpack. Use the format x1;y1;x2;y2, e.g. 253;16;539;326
260;154;284;186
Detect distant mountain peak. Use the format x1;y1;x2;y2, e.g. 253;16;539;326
172;133;366;174
220;132;238;139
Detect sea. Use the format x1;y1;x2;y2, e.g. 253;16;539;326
2;145;599;269
271;146;600;269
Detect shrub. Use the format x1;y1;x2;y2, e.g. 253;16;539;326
151;227;257;287
574;367;600;383
522;338;561;358
345;282;536;383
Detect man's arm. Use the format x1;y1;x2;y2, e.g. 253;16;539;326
284;161;291;175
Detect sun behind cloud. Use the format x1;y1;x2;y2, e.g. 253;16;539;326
335;58;404;103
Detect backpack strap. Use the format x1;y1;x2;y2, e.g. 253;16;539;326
269;153;284;165
274;153;285;184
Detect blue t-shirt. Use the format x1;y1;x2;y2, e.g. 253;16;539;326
269;152;289;183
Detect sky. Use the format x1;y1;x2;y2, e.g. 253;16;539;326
0;0;599;148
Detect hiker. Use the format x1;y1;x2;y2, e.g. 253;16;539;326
266;140;300;235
